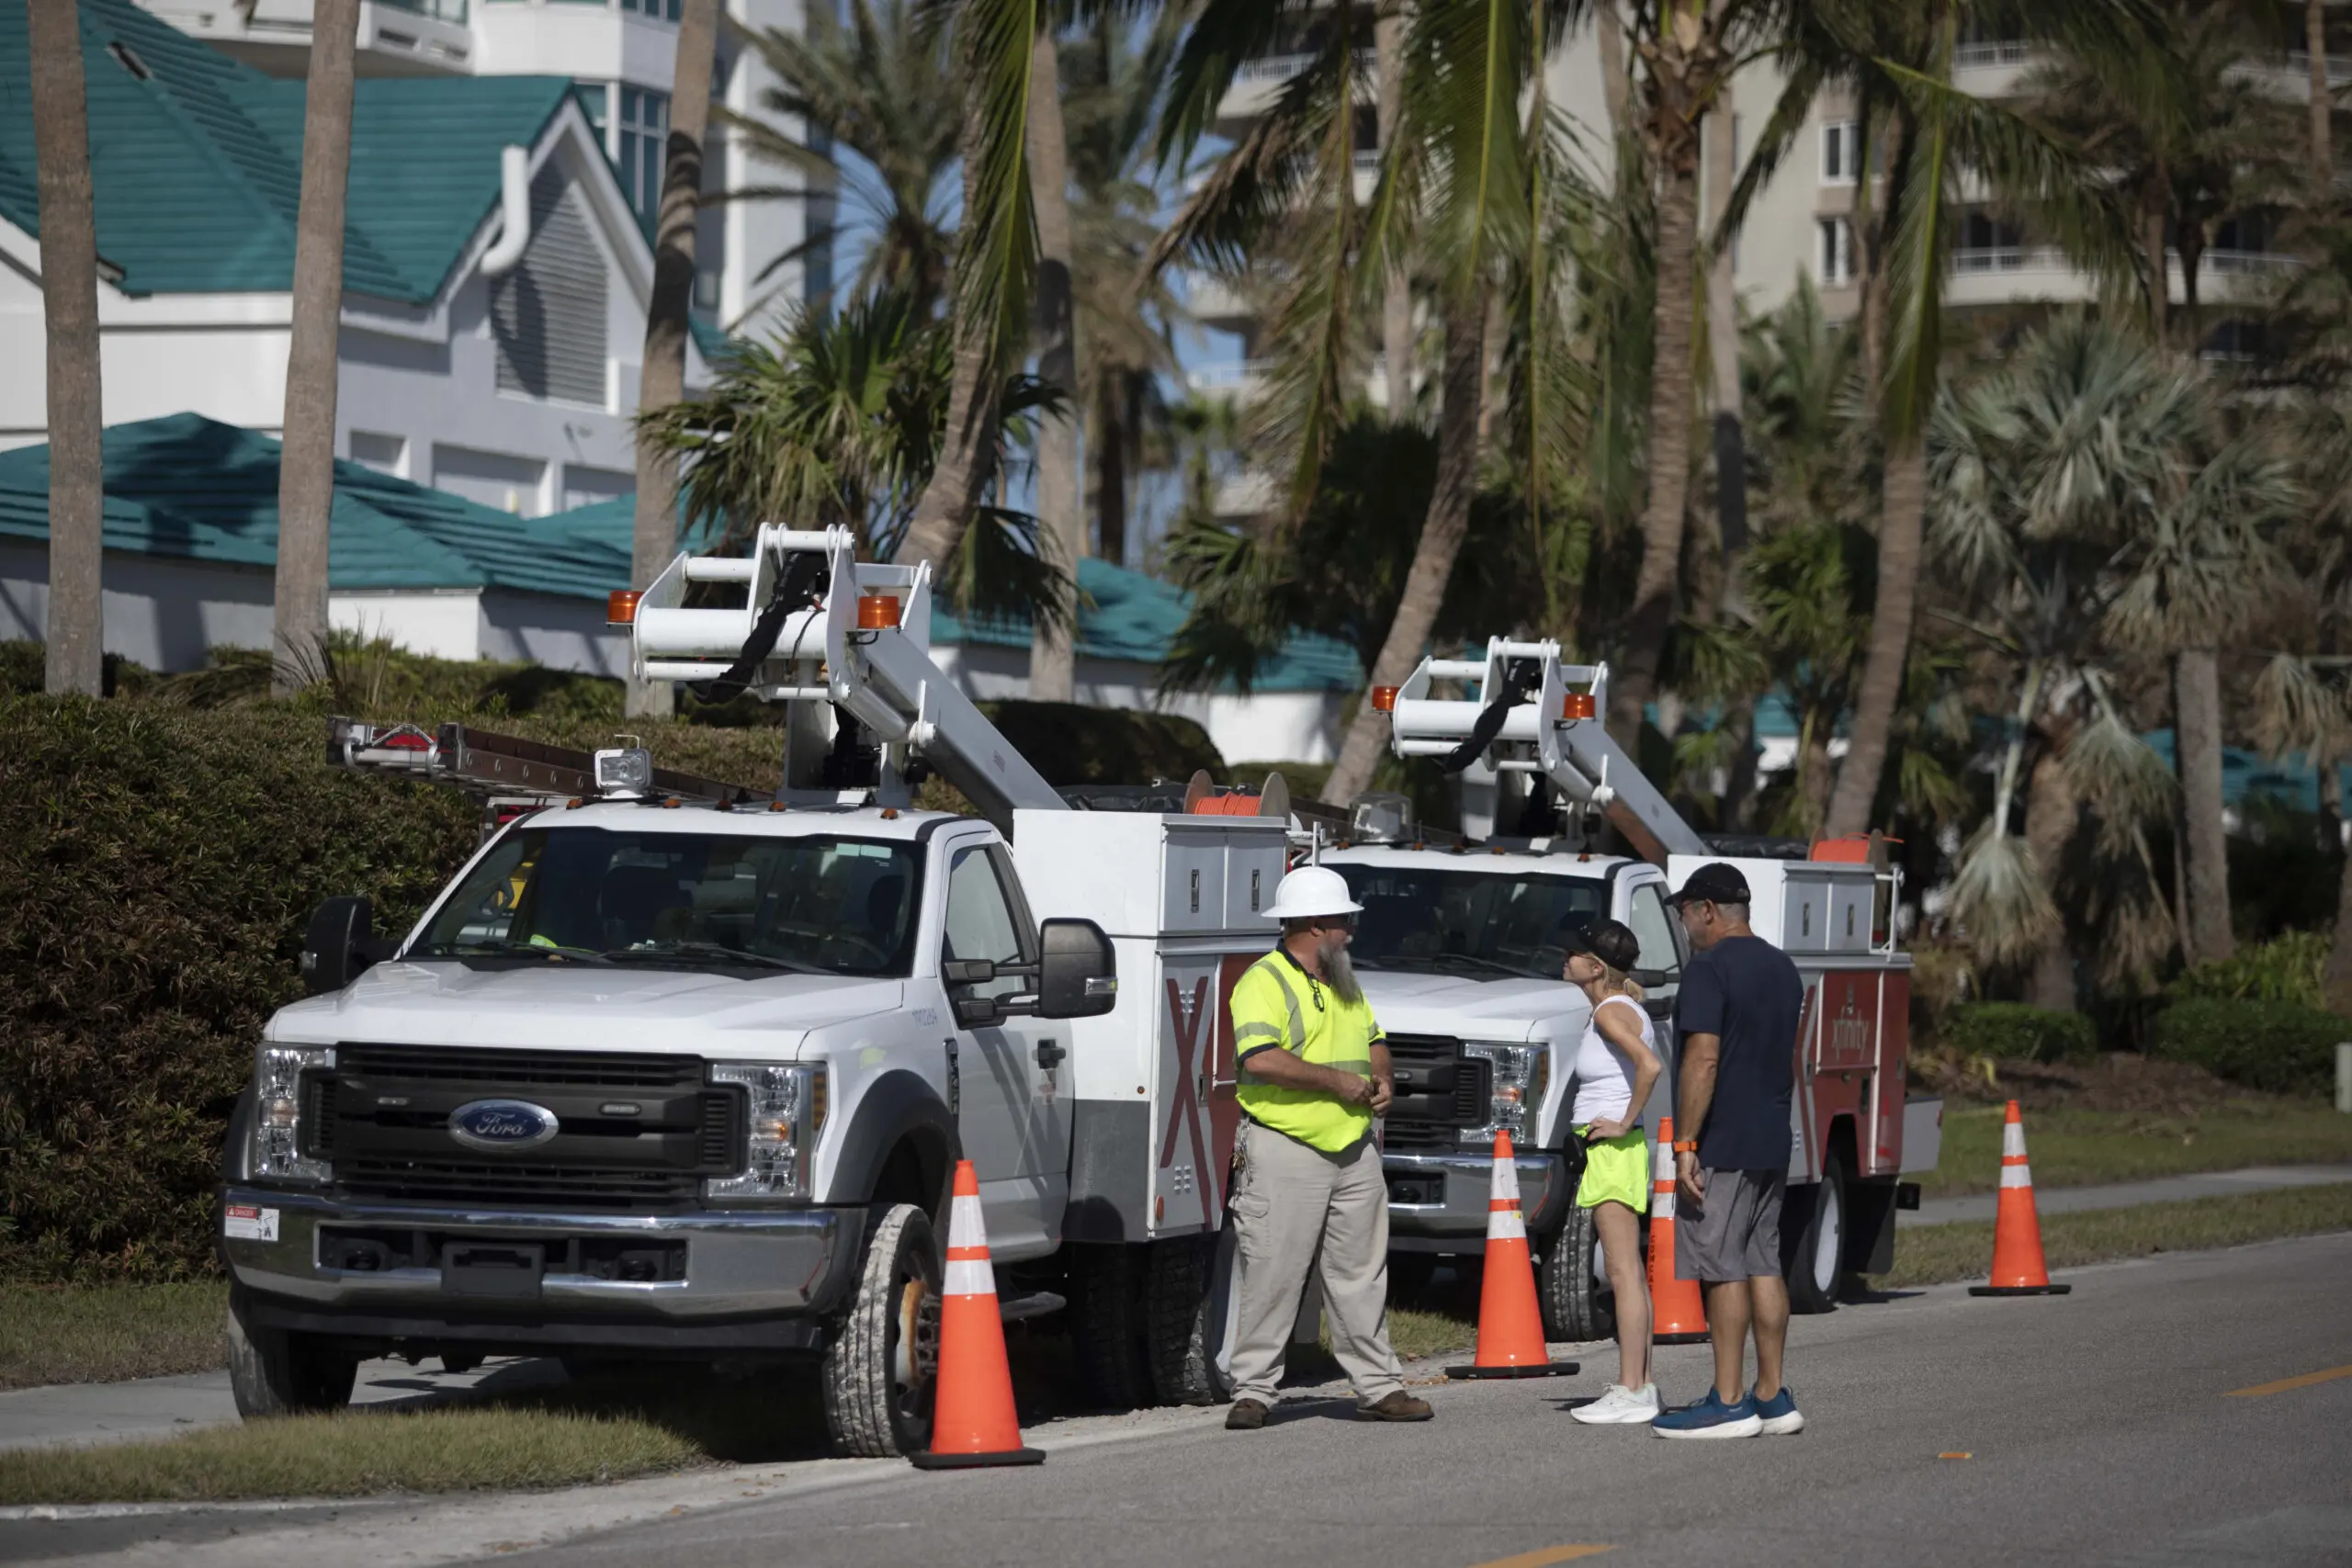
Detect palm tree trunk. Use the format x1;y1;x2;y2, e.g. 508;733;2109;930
2024;743;2077;1011
1320;292;1489;807
1094;372;1129;567
2310;0;2333;184
2174;648;2233;965
1376;6;1411;417
28;0;104;697
1025;27;1080;704
2143;200;2169;341
271;0;359;695
1609;123;1702;749
1822;439;1924;838
897;40;1007;575
2176;227;2203;357
2324;797;2352;1015
1705;93;1746;578
627;0;718;721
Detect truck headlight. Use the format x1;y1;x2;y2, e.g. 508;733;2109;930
1460;1043;1549;1143
249;1045;334;1184
705;1063;826;1201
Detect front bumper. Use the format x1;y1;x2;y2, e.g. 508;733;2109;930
220;1185;861;1346
1383;1148;1566;1251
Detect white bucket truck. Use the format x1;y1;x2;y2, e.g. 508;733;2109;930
219;527;1273;1454
1327;640;1940;1339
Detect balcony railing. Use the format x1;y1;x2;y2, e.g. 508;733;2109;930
1953;39;2031;68
1188;359;1276;393
2283;50;2352;85
1951;245;2068;273
2199;249;2300;276
376;0;469;21
1232;48;1376;85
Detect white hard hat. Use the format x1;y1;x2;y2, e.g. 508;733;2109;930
1264;864;1363;921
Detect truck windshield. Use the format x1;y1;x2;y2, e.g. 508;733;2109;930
1333;864;1610;981
409;827;923;978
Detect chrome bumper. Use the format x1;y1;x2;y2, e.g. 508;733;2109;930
1383;1149;1565;1248
220;1186;856;1322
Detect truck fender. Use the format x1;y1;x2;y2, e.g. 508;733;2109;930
830;1070;959;1214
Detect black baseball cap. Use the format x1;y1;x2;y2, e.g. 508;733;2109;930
1561;917;1642;973
1667;862;1752;908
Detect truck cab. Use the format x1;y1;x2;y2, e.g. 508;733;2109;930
1319;842;1685;1337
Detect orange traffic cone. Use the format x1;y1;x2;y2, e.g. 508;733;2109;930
909;1160;1045;1469
1647;1117;1710;1345
1968;1100;2072;1298
1445;1132;1578;1380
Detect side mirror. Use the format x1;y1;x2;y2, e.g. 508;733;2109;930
1633;966;1673;989
300;896;379;996
1035;919;1117;1020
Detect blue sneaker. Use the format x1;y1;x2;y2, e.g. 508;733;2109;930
1650;1388;1763;1439
1752;1384;1804;1436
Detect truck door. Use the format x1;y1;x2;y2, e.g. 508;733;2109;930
1623;878;1687;1131
940;839;1066;1261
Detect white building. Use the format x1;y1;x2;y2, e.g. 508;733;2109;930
0;0;728;517
132;0;827;341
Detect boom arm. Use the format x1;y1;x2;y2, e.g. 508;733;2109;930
628;525;1067;835
1383;638;1708;863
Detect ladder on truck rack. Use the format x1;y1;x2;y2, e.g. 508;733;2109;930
622;525;1067;836
328;716;773;839
1380;638;1709;865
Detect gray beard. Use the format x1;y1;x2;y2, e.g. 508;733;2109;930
1323;943;1363;1007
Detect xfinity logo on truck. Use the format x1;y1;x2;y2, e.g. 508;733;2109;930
447;1099;560;1151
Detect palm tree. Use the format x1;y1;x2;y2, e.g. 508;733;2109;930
1726;0;2154;842
271;0;359;695
1929;315;2291;1002
725;0;962;315
27;0;103;697
1026;25;1081;703
628;0;719;722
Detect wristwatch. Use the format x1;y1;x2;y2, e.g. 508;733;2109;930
1673;1140;1700;1154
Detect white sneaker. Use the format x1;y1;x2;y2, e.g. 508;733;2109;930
1569;1382;1662;1425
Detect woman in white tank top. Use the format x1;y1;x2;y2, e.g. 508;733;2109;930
1560;918;1665;1425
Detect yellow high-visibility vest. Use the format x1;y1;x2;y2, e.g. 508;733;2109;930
1230;946;1383;1154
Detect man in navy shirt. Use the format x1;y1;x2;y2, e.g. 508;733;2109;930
1651;863;1808;1440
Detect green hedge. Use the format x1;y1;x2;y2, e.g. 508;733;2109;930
977;700;1223;785
2149;997;2347;1097
2169;931;2330;1010
1940;1001;2098;1065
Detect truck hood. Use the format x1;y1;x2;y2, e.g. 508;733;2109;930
266;961;908;1060
1353;969;1591;1044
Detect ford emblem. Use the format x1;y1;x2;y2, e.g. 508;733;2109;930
447;1099;560;1152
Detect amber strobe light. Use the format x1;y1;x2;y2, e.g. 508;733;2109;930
1371;684;1400;714
606;590;641;626
1562;691;1597;721
856;593;902;630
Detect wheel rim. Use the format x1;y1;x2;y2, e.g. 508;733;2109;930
1812;1181;1843;1296
892;1268;939;1430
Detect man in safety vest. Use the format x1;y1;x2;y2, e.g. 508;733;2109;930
1222;864;1434;1430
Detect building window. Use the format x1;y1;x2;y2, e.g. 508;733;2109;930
620;0;684;18
1816;217;1854;286
1821;119;1860;185
619;86;670;229
348;431;407;478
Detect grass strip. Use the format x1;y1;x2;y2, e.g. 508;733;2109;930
0;1281;229;1390
1884;1181;2352;1288
1925;1101;2352;1198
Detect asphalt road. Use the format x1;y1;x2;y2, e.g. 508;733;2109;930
6;1233;2349;1568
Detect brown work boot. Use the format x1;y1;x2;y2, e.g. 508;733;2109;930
1358;1391;1434;1422
1226;1398;1269;1430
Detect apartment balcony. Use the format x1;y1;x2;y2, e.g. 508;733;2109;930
1213;469;1275;521
1186;276;1257;333
2233;50;2352;105
1213;48;1377;141
1951;39;2034;101
1187;359;1275;405
1942;244;2297;310
139;0;477;76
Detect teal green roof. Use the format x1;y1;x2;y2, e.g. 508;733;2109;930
0;414;632;599
931;557;1362;694
0;0;576;302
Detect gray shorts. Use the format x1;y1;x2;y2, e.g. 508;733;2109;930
1676;1168;1785;1283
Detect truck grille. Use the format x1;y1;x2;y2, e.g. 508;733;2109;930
1379;1034;1488;1155
314;1044;741;1212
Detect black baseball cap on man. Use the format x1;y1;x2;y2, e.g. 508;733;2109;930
1666;861;1752;908
1562;916;1643;973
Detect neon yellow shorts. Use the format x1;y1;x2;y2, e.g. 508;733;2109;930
1573;1126;1650;1213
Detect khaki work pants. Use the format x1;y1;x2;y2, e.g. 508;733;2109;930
1227;1118;1406;1408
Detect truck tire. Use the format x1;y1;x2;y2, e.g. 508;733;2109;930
226;1287;357;1418
1145;1230;1238;1406
1539;1204;1616;1344
1067;1243;1155;1411
820;1202;941;1458
1787;1148;1851;1315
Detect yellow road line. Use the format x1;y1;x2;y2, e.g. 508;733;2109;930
2223;1364;2352;1398
1472;1548;1616;1568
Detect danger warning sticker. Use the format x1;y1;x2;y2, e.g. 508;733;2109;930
223;1204;279;1243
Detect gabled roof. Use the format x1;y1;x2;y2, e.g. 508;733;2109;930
0;0;574;302
0;413;630;600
